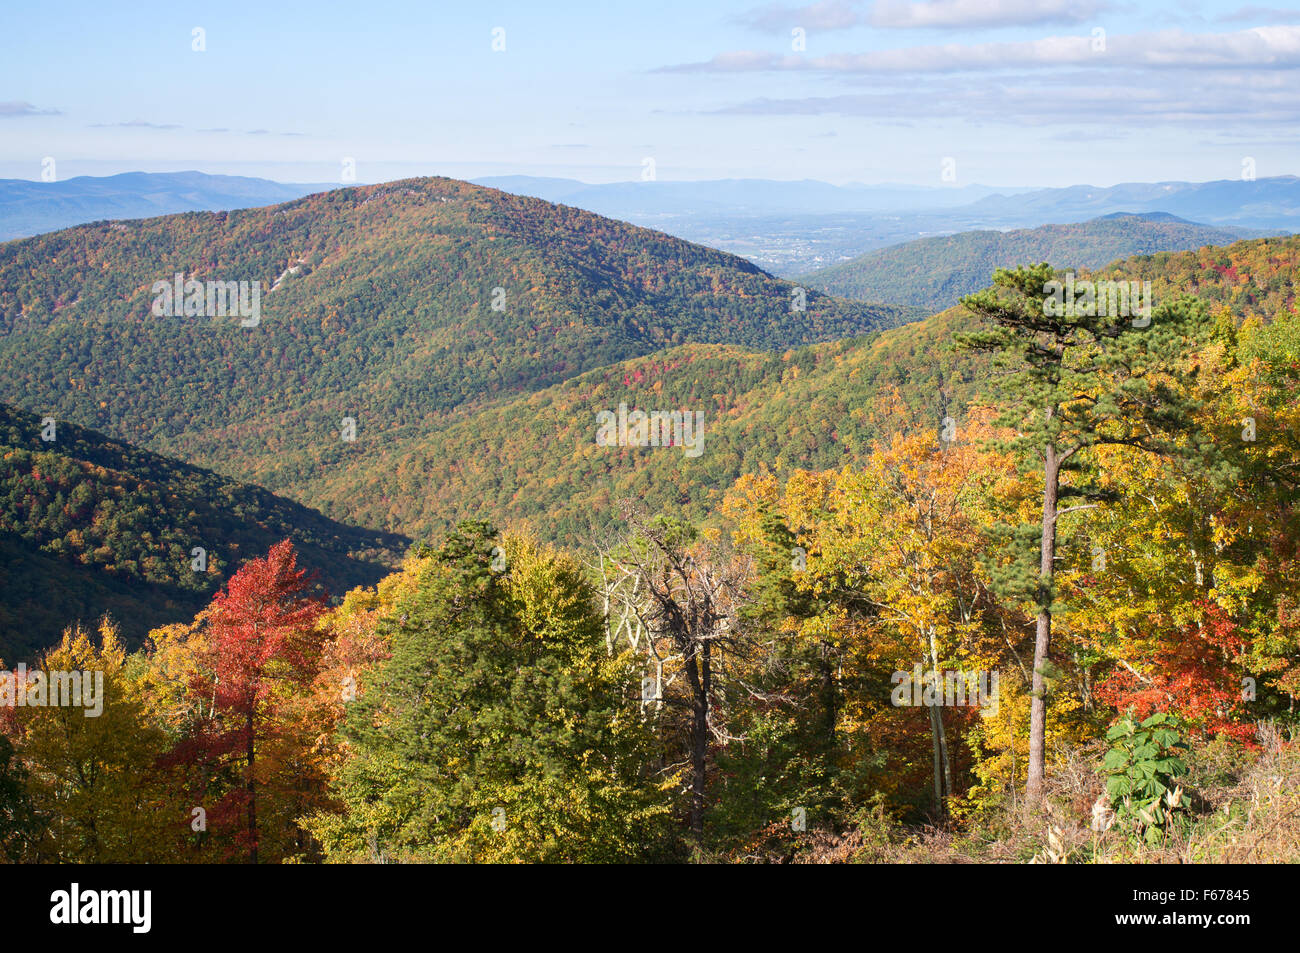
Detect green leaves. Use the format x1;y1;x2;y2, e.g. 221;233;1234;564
1101;712;1191;845
316;524;672;863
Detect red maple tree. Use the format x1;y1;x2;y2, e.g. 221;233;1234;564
174;540;327;862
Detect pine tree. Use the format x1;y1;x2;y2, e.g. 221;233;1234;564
956;264;1212;804
312;523;671;862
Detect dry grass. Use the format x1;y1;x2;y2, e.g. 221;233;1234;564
814;731;1300;864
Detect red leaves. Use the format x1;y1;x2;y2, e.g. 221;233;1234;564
166;540;329;860
1097;601;1254;742
204;539;326;717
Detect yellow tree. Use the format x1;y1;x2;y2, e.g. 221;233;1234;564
727;418;1028;815
13;621;183;862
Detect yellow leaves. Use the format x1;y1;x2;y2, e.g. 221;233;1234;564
136;616;210;732
43;617;126;675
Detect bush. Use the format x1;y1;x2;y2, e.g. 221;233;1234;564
1102;712;1190;846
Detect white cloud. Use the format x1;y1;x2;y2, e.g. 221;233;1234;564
1220;5;1300;24
89;119;181;129
735;0;865;31
662;25;1300;73
710;69;1300;127
732;0;1110;32
870;0;1110;29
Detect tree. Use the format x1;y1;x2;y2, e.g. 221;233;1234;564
311;523;671;862
172;539;327;863
956;264;1212;803
0;731;36;862
714;475;849;853
10;621;178;862
592;506;752;845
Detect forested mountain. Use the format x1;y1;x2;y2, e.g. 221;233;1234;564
233;232;1300;544
3;193;1295;551
3;193;1300;865
1090;235;1300;317
0;401;406;659
800;213;1262;310
260;322;981;543
0;176;918;496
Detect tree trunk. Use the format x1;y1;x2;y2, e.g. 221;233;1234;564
928;702;945;814
247;708;257;864
684;645;710;842
1026;445;1060;805
819;650;837;745
927;628;953;807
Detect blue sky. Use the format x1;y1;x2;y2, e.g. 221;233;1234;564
2;0;1299;187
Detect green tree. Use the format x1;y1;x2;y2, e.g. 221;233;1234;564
310;523;671;862
0;733;37;861
956;264;1213;804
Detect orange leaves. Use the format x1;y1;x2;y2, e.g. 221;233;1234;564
1095;601;1253;742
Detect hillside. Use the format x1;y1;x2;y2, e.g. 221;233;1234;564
264;232;1300;543
0;402;407;659
800;213;1259;310
0;176;918;490
1090;234;1300;319
234;311;985;543
2;190;1295;554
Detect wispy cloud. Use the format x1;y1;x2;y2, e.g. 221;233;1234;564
711;69;1300;126
1219;5;1300;24
871;0;1111;29
0;100;61;118
733;0;1111;33
89;119;180;129
660;26;1300;73
734;1;865;32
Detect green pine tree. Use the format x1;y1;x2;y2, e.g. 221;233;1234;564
311;521;672;862
955;264;1213;804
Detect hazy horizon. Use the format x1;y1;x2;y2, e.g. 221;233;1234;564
3;164;1298;192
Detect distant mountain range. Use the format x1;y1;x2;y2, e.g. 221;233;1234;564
0;171;331;241
472;175;1030;215
799;212;1261;311
961;177;1300;230
475;174;1299;275
478;173;1300;229
4;171;1296;277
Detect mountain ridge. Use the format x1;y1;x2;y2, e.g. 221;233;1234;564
0;170;334;242
799;213;1267;310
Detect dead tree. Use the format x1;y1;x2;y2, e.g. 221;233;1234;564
590;505;751;842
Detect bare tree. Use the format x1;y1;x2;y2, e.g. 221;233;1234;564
590;504;752;842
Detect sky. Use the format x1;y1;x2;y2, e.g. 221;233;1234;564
1;0;1299;188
